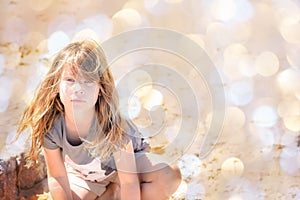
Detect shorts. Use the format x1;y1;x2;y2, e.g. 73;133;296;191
66;165;119;196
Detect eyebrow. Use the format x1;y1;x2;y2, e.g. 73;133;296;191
61;70;76;77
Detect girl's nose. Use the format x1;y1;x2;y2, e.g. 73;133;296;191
73;82;84;94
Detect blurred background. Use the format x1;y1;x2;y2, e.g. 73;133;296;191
0;0;300;199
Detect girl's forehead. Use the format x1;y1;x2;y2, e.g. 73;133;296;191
61;64;78;76
62;64;74;75
60;63;99;80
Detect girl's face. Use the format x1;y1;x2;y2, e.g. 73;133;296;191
59;64;100;114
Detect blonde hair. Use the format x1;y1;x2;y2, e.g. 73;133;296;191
17;39;126;163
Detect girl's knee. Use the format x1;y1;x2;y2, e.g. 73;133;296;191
139;164;182;198
158;165;182;193
161;165;181;182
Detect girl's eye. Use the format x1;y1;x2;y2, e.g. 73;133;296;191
64;78;75;82
66;78;75;82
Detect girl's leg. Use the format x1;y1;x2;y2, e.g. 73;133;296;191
139;165;181;200
136;154;182;200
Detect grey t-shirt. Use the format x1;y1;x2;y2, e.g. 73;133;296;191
43;114;147;182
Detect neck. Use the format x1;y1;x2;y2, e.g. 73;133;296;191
64;109;95;138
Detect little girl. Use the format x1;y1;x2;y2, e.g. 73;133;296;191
17;39;181;200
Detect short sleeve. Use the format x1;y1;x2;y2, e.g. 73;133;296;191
43;131;60;150
124;120;150;152
43;117;63;150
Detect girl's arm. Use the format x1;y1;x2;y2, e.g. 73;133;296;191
43;147;73;200
114;140;141;200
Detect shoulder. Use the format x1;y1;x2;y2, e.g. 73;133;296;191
44;114;64;149
48;114;64;136
123;120;150;152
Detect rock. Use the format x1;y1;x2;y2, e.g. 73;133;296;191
17;154;47;190
0;154;48;200
0;156;18;200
